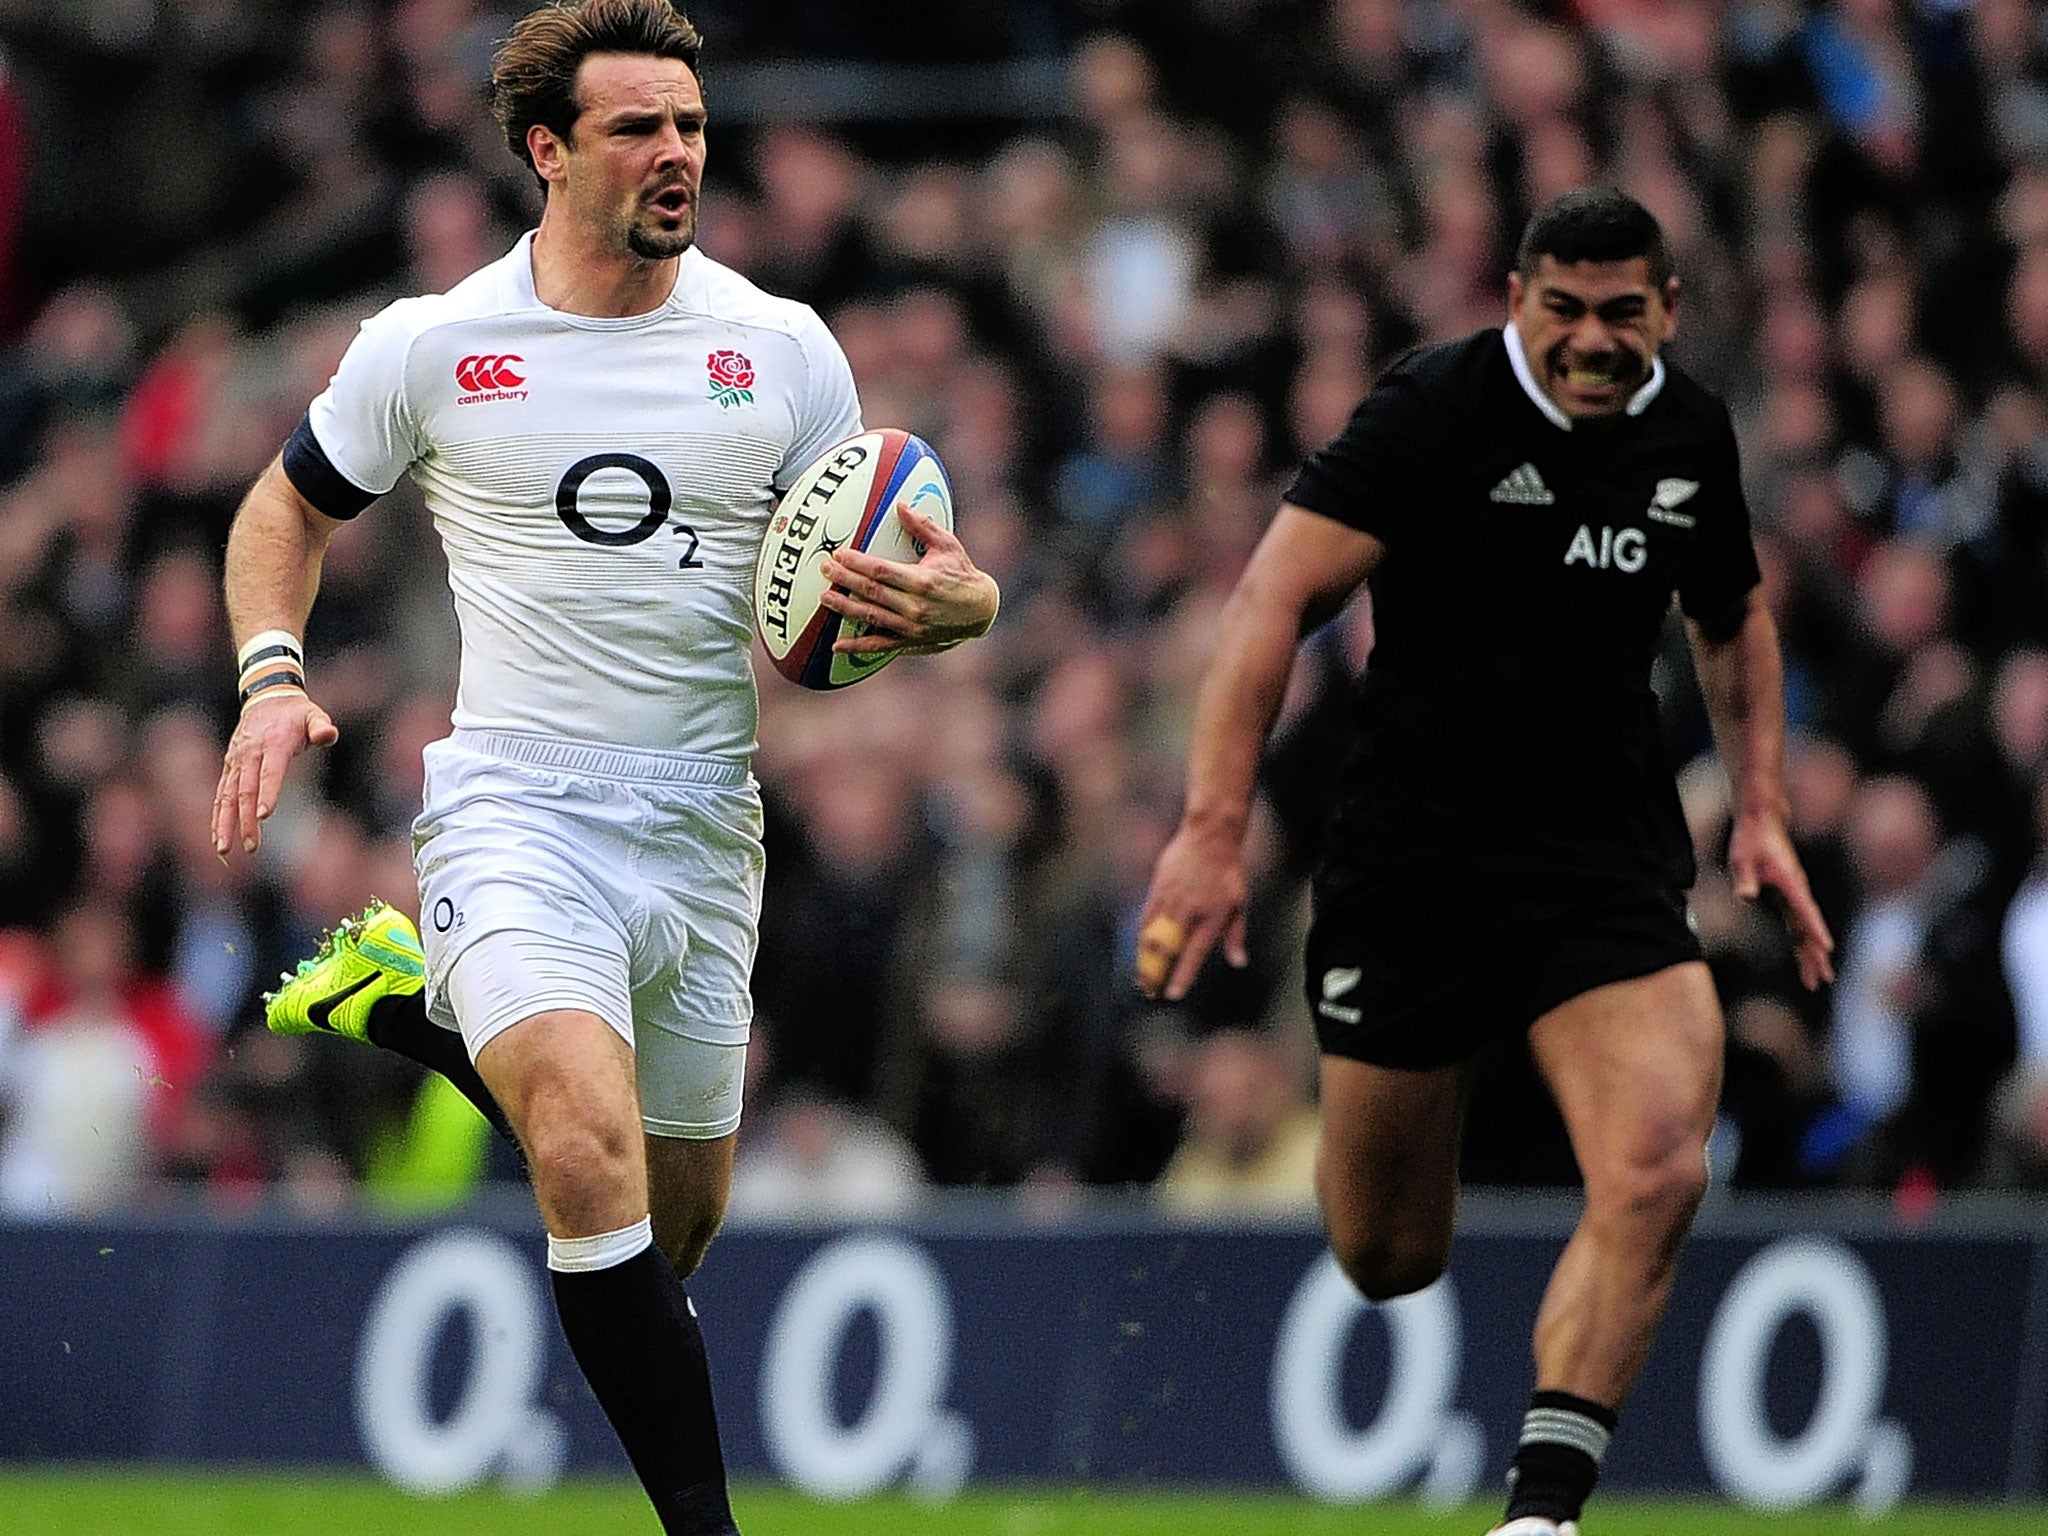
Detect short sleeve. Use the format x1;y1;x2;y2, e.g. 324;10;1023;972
303;304;425;502
1282;362;1439;548
777;305;864;489
1676;404;1762;623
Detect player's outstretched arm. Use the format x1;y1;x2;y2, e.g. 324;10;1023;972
1687;588;1836;989
820;503;999;654
212;456;346;857
1137;505;1383;1000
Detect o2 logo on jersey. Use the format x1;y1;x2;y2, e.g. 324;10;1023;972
555;453;703;568
455;355;529;404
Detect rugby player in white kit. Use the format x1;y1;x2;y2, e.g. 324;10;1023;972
209;4;998;1531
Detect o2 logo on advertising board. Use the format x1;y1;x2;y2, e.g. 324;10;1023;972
353;1229;566;1495
1698;1238;1911;1514
1269;1256;1484;1503
757;1234;975;1497
347;1228;1915;1512
1264;1238;1912;1514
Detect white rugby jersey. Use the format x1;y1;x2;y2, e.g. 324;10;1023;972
297;234;862;756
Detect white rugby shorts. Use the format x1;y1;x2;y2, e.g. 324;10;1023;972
411;729;764;1139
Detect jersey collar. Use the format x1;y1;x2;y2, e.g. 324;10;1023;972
1503;321;1667;431
511;232;708;328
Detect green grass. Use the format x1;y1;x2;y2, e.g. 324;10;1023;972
0;1472;2042;1535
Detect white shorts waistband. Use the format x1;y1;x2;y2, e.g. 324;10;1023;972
449;729;751;787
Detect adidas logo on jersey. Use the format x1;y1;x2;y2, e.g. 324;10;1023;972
1490;463;1554;505
455;354;530;406
1646;476;1699;527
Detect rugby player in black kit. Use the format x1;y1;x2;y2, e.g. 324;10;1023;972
1137;189;1834;1536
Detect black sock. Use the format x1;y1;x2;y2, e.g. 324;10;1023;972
552;1242;737;1535
364;991;519;1149
1504;1389;1617;1525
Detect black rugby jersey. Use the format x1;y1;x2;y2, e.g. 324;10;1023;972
1284;326;1761;893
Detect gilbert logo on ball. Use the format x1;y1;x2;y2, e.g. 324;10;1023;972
754;428;955;691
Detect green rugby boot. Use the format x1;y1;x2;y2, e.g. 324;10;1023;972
265;900;425;1043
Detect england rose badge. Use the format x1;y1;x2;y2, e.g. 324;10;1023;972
707;349;754;408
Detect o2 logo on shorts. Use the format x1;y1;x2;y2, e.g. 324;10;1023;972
432;898;458;934
554;453;703;568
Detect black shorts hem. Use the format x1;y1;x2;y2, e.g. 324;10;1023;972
1305;881;1704;1069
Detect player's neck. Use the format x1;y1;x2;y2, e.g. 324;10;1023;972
530;216;680;319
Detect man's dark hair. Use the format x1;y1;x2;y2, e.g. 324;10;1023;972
490;0;704;187
1515;188;1674;288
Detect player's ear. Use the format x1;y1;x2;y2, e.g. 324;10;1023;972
1506;268;1526;314
1660;275;1681;341
529;123;569;185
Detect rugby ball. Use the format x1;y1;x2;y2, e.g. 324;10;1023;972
754;427;954;690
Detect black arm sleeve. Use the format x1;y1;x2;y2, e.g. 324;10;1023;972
1676;403;1762;628
281;413;378;521
1281;363;1436;549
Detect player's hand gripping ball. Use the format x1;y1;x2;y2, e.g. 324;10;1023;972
753;428;954;690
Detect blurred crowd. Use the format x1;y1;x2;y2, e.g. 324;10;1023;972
3;0;2048;1220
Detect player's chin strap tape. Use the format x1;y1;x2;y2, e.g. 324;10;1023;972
282;414;377;520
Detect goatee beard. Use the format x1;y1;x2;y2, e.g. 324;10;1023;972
628;224;694;259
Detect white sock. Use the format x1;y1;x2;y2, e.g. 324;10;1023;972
546;1214;653;1273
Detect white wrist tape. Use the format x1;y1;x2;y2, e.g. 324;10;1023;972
237;629;305;672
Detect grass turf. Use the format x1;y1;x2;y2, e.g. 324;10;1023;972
0;1472;2044;1535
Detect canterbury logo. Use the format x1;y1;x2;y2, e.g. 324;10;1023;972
1490;463;1554;505
455;354;526;392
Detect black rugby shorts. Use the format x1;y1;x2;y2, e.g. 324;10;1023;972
1302;877;1704;1069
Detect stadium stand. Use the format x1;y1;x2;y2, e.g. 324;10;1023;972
1;0;2045;1214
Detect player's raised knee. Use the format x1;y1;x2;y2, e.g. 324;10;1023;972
1328;1228;1451;1302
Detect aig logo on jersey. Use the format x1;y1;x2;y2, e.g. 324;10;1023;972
455;354;529;405
1565;524;1647;573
